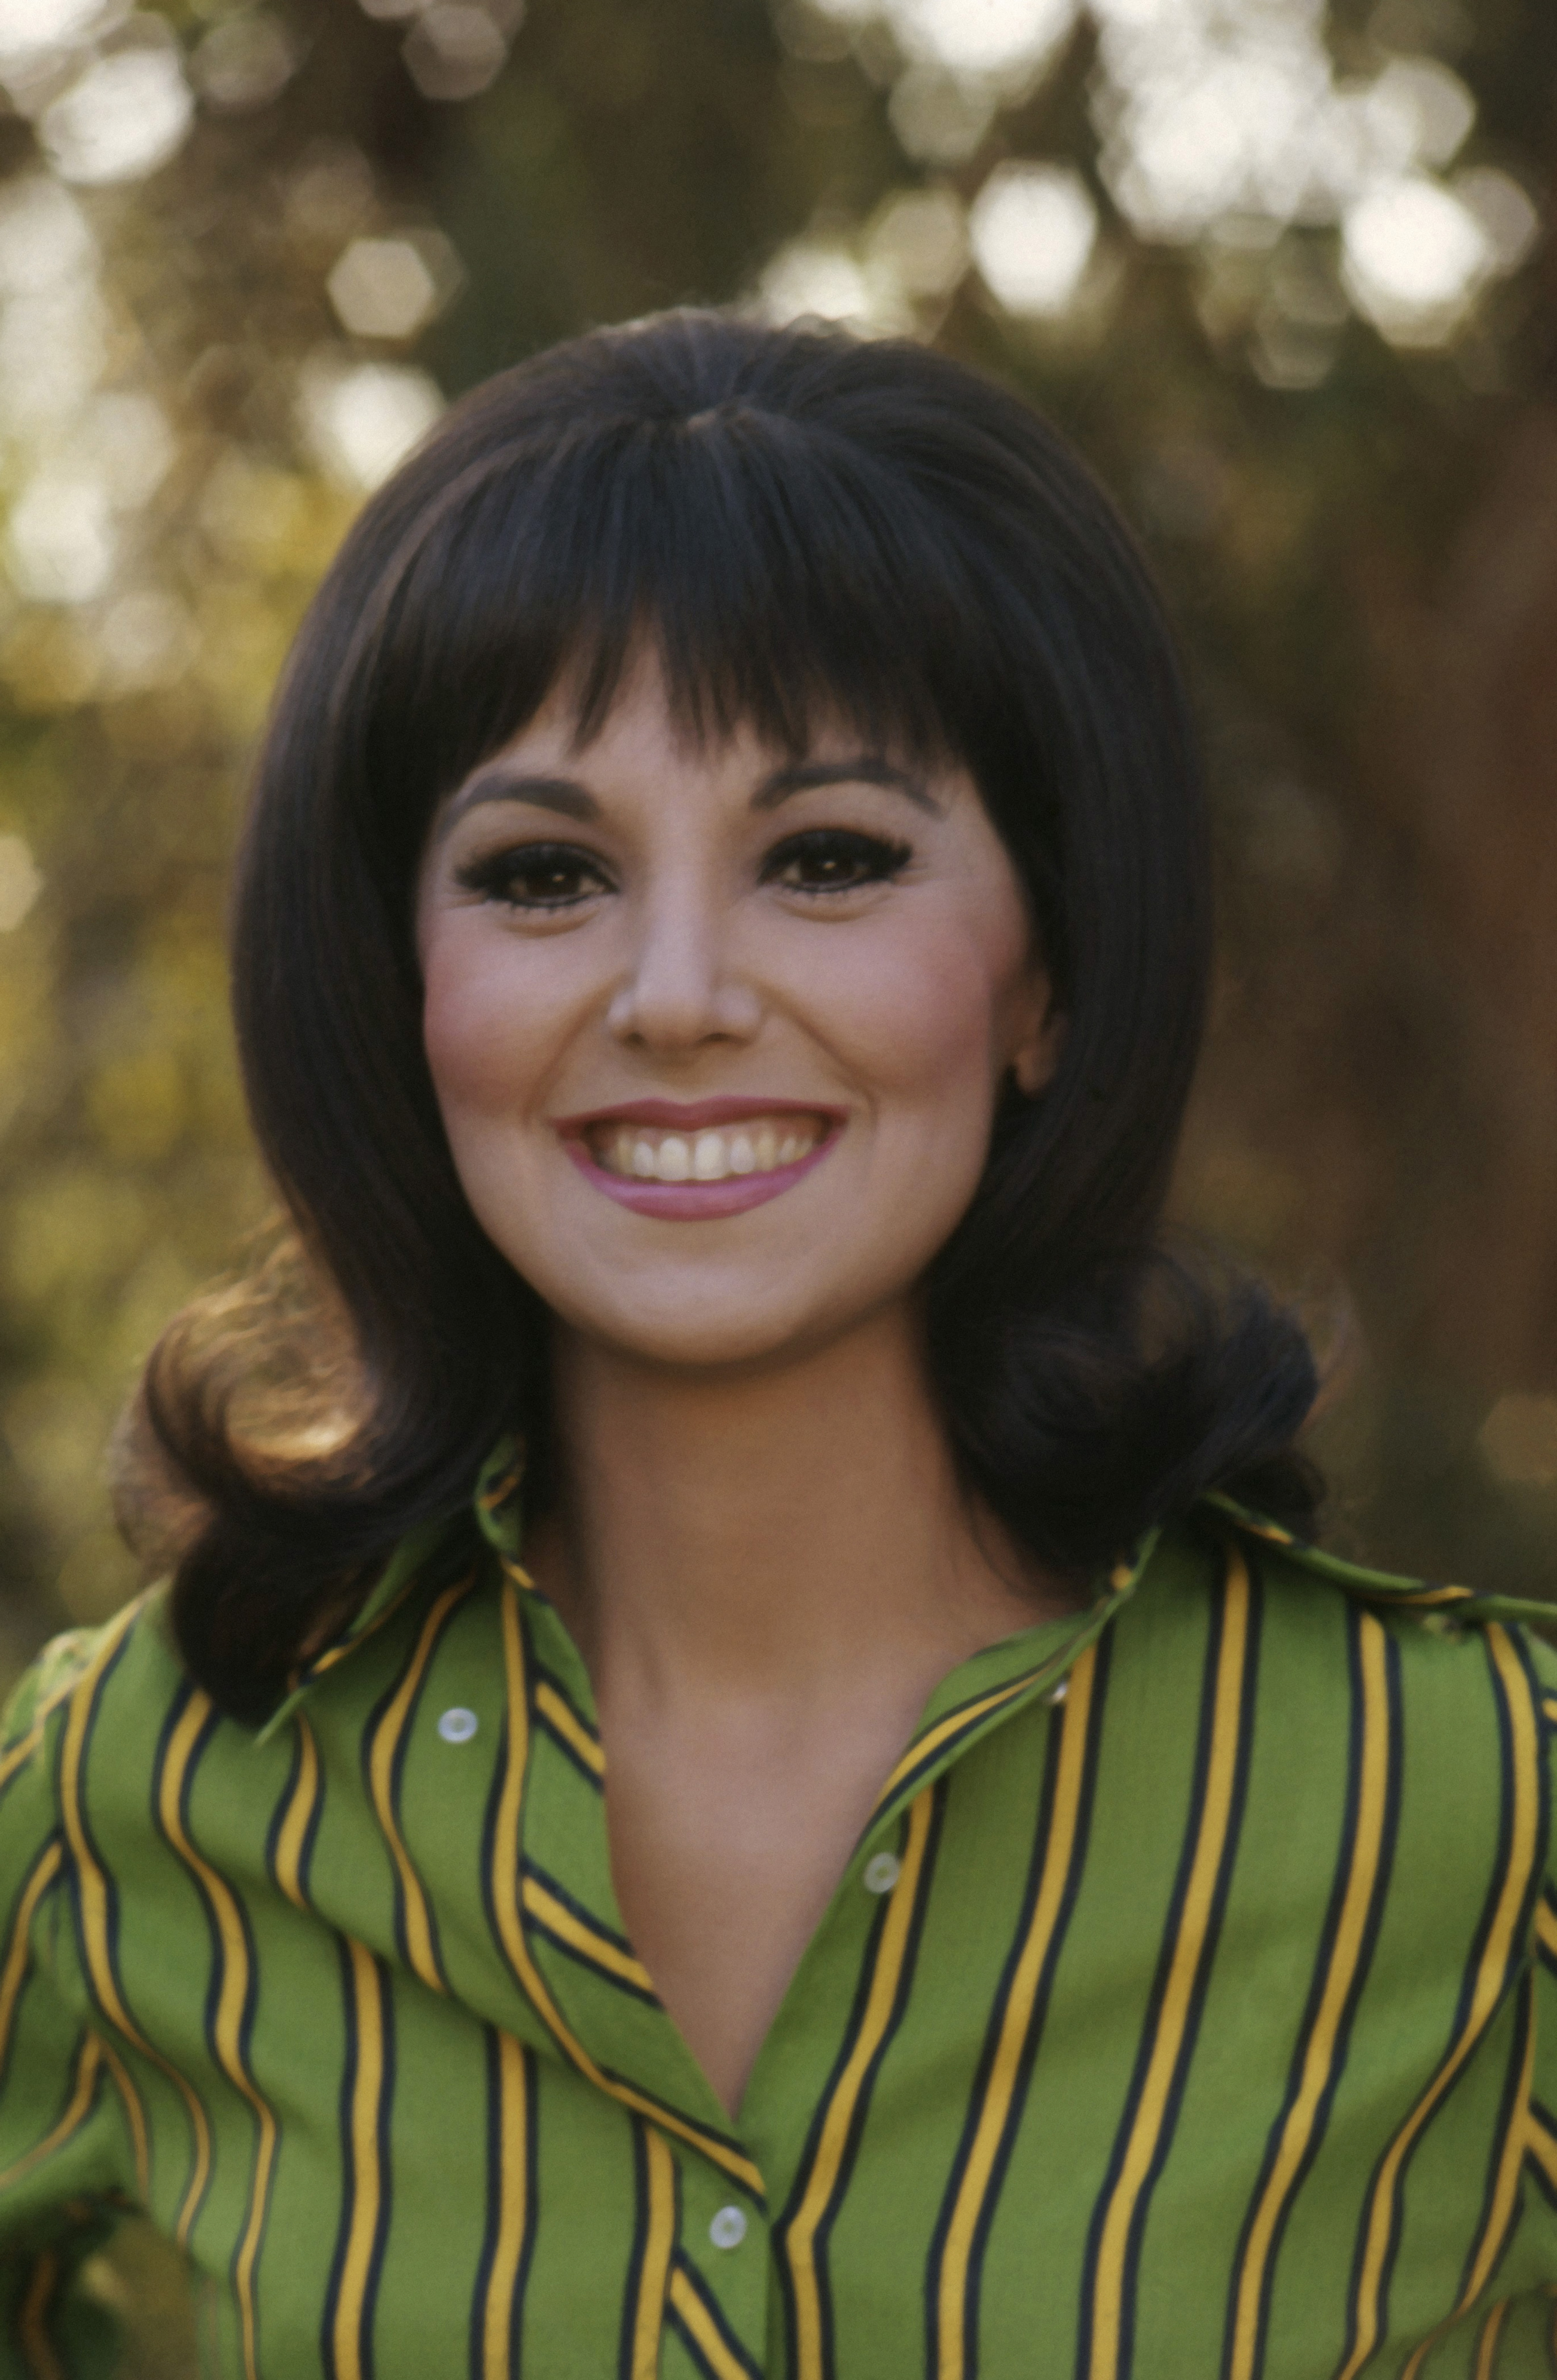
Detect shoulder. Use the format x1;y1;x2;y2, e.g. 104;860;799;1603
0;1588;186;1827
1115;1511;1555;1957
1131;1499;1556;1766
1160;1498;1556;1828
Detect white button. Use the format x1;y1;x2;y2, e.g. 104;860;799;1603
1047;1680;1068;1706
863;1852;901;1896
709;2205;747;2250
437;1707;479;1743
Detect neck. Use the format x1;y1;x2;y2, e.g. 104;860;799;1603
530;1308;1070;1720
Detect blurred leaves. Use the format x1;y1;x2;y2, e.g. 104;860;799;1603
0;0;1556;1715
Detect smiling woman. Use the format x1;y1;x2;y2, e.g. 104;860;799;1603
4;314;1557;2380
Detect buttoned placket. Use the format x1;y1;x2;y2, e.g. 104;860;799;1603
260;1441;1156;2373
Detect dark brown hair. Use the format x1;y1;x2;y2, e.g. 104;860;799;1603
130;309;1319;1720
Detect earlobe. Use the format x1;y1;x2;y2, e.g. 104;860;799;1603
1009;991;1066;1099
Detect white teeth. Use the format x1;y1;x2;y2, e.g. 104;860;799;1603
593;1115;826;1183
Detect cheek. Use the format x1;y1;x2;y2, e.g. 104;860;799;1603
420;928;551;1119
810;904;1026;1113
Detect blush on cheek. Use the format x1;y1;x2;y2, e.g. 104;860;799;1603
420;950;532;1117
836;929;1018;1098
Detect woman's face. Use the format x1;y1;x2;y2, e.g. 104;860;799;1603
414;648;1060;1372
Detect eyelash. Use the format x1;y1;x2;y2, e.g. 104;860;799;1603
455;829;914;912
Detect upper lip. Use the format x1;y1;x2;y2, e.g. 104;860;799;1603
552;1096;848;1133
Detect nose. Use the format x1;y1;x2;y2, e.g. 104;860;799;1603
606;878;762;1053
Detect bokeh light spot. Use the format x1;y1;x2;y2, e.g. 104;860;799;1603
969;160;1097;317
327;232;461;341
42;41;195;185
1342;172;1492;344
93;590;197;693
7;472;116;603
299;356;445;491
752;239;911;334
1454;167;1540;275
887;65;996;165
1363;54;1474;173
0;176;95;294
864;187;968;300
889;0;1076;80
402;4;510;102
190;13;298;113
0;836;42;933
0;0;103;68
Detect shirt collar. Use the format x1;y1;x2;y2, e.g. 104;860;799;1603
253;1504;463;1746
254;1432;1160;1756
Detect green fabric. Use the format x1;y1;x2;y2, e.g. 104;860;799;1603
3;1471;1557;2379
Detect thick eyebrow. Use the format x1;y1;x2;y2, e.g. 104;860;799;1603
752;757;942;815
434;750;941;844
433;768;599;843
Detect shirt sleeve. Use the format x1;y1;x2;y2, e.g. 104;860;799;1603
1517;1626;1557;2283
0;1634;138;2380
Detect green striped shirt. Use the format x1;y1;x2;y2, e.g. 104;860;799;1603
4;1455;1557;2379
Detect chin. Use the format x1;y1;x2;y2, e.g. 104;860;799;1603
541;1269;875;1376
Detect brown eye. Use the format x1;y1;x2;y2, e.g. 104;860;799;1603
456;843;612;911
763;829;912;895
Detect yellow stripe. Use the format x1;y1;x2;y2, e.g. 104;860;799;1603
786;1787;935;2380
1227;1611;1392;2380
1399;1983;1536;2380
934;1648;1098;2380
522;1876;656;1996
668;2265;753;2380
479;1462;522;1514
1475;2298;1508;2380
301;1574;421;1686
0;1597;154;1801
0;1839;64;2072
0;2034;102;2195
1338;1625;1542;2380
1538;1896;1557;1964
19;2250;64;2380
1544;1698;1557;1728
490;1585;764;2199
367;1576;472;1992
1089;1546;1252;2380
536;1681;604;1778
58;1609;215;2248
157;1690;278;2380
0;1731;38;1801
628;2127;678;2380
99;2035;150;2201
332;1938;387;2380
871;1678;1042;1814
272;1714;321;1911
1528;2107;1557;2194
480;2031;531;2379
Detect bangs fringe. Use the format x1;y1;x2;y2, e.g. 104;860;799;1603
368;395;1010;822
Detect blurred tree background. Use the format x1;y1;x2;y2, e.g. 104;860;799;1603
2;0;1556;1722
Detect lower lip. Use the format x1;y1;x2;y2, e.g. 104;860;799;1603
562;1131;839;1219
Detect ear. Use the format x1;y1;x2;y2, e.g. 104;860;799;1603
1006;965;1065;1099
